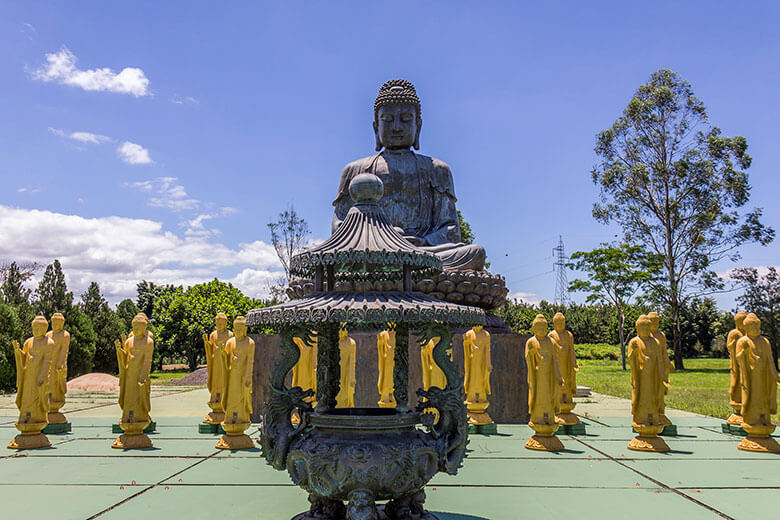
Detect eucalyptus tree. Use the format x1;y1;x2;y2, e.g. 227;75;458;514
592;69;774;369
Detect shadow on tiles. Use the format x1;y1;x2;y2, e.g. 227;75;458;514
435;513;491;520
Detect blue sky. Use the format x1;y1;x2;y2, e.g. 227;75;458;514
1;2;778;308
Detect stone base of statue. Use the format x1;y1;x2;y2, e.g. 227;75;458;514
658;414;673;427
726;413;743;425
526;422;564;451
113;421;156;434
555;412;581;426
42;422;71;434
47;411;68;424
292;498;440;520
8;422;51;449
722;423;748;436
203;411;225;424
634;424;677;436
628;424;669;452
554;423;587;436
216;422;253;450
198;423;226;434
466;401;493;427
738;423;780;453
112;420;153;449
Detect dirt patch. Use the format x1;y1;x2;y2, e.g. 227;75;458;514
67;373;120;392
170;367;208;386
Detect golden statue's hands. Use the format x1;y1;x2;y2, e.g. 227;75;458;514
12;340;21;351
138;379;146;386
202;333;209;345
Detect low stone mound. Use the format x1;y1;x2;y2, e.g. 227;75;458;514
67;373;119;392
170;367;208;386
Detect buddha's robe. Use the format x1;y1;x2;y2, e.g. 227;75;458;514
628;336;663;425
727;328;744;409
525;336;561;425
737;335;779;426
421;337;449;390
377;329;396;406
46;329;70;413
221;337;255;425
335;334;356;408
463;329;491;402
15;336;55;424
333;150;485;271
550;329;577;404
292;336;317;394
206;329;233;411
117;334;153;424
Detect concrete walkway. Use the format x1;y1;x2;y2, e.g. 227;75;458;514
1;388;777;519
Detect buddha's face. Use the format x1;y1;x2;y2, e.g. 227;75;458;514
32;317;48;338
532;318;548;338
215;315;228;332
339;328;348;340
553;314;565;332
636;317;651;338
132;319;147;337
473;325;483;333
735;312;746;331
743;315;761;337
647;313;660;332
234;319;247;339
51;314;65;332
375;103;418;150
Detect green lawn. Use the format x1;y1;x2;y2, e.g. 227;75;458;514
150;369;190;385
577;357;780;422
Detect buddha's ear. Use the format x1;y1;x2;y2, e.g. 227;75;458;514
373;120;382;152
413;119;422;150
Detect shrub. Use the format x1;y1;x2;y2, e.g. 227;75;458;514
574;343;620;361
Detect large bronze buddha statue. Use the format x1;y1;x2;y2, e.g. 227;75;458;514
333;79;486;272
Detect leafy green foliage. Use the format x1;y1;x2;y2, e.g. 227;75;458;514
0;303;22;391
457;210;474;245
591;69;774;369
80;282;126;373
732;266;780;367
568;242;662;368
63;305;96;378
1;261;37;305
116;298;140;332
574;343;620;361
33;259;73;317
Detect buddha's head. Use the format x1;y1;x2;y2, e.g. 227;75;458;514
215;312;228;332
531;314;548;339
32;315;48;338
636;315;651;339
131;313;148;337
473;325;483;333
734;311;747;331
743;313;761;338
51;312;65;332
373;79;422;151
647;312;660;332
552;312;566;333
339;324;348;340
234;316;247;339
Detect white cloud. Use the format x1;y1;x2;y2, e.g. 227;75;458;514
172;94;199;105
0;205;283;303
117;141;152;165
31;47;150;97
49;127;111;144
125;177;198;211
507;291;542;305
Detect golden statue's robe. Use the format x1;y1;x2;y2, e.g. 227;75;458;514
628;336;664;425
525;336;561;425
737;335;779;426
292;336;317;393
377;329;396;406
117;334;153;424
221;336;255;426
15;336;55;425
335;333;356;408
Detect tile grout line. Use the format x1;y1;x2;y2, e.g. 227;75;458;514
569;435;736;520
85;450;220;519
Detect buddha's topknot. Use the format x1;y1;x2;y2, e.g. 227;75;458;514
374;79;421;120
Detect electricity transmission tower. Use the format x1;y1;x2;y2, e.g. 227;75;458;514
553;235;571;305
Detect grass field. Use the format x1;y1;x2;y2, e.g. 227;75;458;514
149;369;190;384
577;357;780;422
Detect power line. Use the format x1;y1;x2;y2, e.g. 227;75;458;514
553;235;571;305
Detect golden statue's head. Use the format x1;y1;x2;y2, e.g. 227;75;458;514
647;312;660;332
215;312;228;332
531;314;548;338
635;315;651;338
233;316;247;339
734;311;747;330
32;315;48;338
339;323;348;340
552;312;566;332
743;313;761;337
131;313;148;338
51;312;65;332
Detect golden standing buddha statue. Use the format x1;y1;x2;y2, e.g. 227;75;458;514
647;312;673;427
525;314;564;451
421;337;448;391
46;312;70;426
735;313;780;453
335;326;357;408
463;325;492;426
627;315;669;452
726;311;747;425
8;316;56;449
202;312;234;424
377;326;397;407
550;312;579;426
112;313;154;449
216;316;255;450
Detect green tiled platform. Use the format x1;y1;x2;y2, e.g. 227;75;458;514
2;389;778;519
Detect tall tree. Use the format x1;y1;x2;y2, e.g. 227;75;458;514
568;243;662;369
80;282;125;373
1;261;38;305
731;266;780;369
116;298;140;332
34;259;73;317
267;206;310;283
592;69;774;369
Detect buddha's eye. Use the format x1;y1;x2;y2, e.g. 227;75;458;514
401;114;413;122
382;115;394;122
